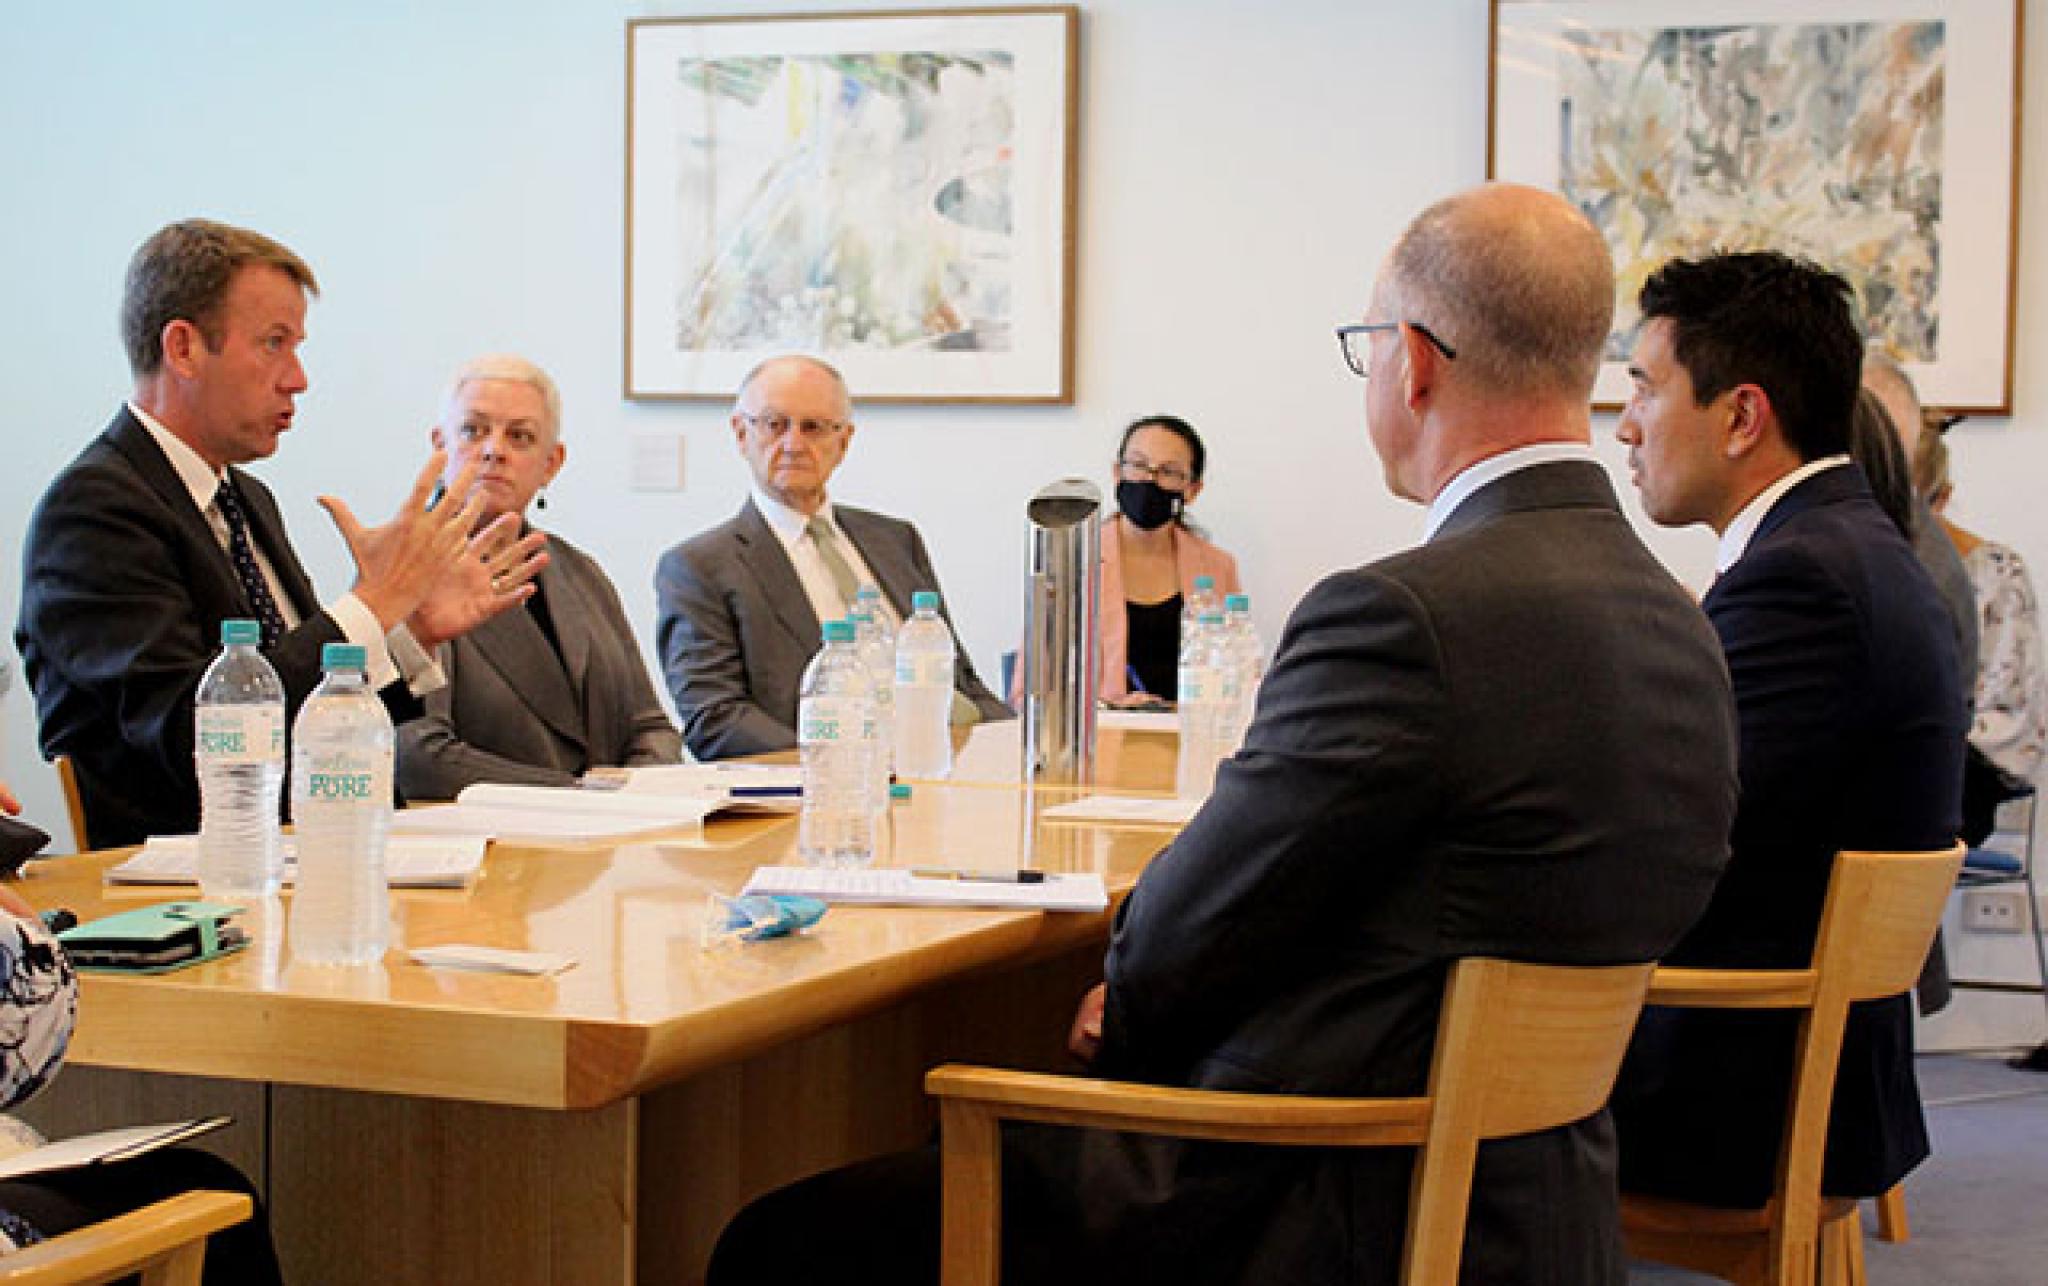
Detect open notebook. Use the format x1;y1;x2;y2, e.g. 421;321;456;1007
109;836;487;888
742;865;1108;912
389;784;721;842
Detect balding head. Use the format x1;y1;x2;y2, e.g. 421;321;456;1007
1862;354;1923;454
1377;183;1614;404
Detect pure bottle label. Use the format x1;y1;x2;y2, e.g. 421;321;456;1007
801;696;866;745
297;750;391;803
197;707;284;764
895;655;953;687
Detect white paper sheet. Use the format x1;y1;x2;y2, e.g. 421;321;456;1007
742;865;1107;912
112;836;488;888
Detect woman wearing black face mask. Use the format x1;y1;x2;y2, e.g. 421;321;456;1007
1099;415;1241;705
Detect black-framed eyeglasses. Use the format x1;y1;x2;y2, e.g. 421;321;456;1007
1116;456;1192;489
1335;321;1458;378
740;411;847;440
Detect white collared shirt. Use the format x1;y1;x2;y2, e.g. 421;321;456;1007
129;401;441;695
1714;455;1853;573
1424;442;1600;541
750;485;899;630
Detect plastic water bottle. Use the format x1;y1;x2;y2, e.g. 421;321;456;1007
849;600;896;807
288;643;393;965
893;591;956;780
1221;593;1264;752
799;620;877;866
1176;611;1232;799
1182;574;1222;639
195;618;285;897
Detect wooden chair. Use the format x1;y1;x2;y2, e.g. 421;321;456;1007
1622;844;1966;1286
0;1189;252;1285
51;756;88;855
927;955;1656;1285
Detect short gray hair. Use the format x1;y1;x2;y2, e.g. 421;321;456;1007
444;353;561;441
1380;184;1614;401
1862;353;1922;424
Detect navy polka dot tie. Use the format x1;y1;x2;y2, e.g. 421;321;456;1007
214;477;287;651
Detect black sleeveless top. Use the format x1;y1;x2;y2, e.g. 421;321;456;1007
1125;594;1183;700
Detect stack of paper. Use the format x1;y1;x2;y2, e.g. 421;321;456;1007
389;784;719;842
109;836;488;888
742;865;1108;912
1041;795;1201;826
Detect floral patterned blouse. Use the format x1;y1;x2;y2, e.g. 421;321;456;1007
1967;540;2048;786
0;912;78;1253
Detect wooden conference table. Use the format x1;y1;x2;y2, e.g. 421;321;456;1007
15;720;1185;1285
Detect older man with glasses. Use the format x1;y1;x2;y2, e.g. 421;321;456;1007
654;353;1010;759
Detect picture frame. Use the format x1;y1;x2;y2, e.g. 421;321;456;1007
1489;0;2022;413
626;7;1080;404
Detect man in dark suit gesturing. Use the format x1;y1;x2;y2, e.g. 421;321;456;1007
1612;252;1967;1207
654;354;1008;760
15;220;546;848
706;184;1738;1286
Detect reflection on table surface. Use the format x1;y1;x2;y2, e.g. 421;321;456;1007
929;717;1180;793
18;780;1181;1108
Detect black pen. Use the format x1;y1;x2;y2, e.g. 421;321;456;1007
911;867;1049;884
730;785;803;798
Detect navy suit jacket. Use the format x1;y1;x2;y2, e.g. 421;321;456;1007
654;499;1009;760
1615;463;1966;1206
16;407;420;848
1022;462;1738;1286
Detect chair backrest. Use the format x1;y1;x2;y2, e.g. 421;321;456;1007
52;755;89;854
1774;845;1965;1271
1403;957;1655;1284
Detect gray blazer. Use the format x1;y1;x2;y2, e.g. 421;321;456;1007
654;499;1010;760
397;533;680;800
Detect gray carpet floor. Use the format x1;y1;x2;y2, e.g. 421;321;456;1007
1630;1051;2048;1284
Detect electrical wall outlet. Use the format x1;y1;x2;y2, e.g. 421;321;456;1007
1963;888;2031;933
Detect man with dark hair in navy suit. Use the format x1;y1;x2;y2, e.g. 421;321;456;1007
1614;250;1967;1207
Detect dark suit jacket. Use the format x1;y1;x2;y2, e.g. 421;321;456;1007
654;498;1010;760
1019;461;1738;1286
396;533;681;799
15;407;421;849
1614;464;1966;1207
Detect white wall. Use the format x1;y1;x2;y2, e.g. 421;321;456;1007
2;0;2042;837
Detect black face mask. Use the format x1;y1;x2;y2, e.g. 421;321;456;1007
1117;478;1182;531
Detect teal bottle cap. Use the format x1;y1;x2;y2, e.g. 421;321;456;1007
890;782;913;800
321;642;368;670
822;620;856;642
1225;593;1250;612
912;590;940;611
220;619;261;646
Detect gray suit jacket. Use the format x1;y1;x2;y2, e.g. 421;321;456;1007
654;499;1009;760
397;533;680;799
1029;461;1738;1286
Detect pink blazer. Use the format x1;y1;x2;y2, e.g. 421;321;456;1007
1096;515;1242;702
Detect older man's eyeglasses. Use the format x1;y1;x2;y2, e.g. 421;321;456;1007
1117;457;1192;489
741;412;847;440
1335;321;1459;378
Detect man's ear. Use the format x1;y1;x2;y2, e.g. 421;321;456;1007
1399;323;1442;413
159;319;204;378
1721;384;1774;460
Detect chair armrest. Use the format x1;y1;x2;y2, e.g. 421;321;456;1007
926;1064;1430;1147
0;1190;252;1284
1648;967;1819;1009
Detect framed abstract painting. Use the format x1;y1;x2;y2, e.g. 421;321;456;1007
1490;0;2021;412
626;7;1079;403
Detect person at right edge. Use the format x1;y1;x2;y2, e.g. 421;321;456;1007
1613;250;1967;1208
705;182;1738;1286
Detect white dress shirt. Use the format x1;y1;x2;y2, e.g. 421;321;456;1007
750;485;901;630
1425;441;1602;541
1714;455;1852;574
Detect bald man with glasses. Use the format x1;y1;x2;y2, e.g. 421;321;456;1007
654;354;1009;759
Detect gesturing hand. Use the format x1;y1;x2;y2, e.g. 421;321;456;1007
319;451;494;637
410;514;550;651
